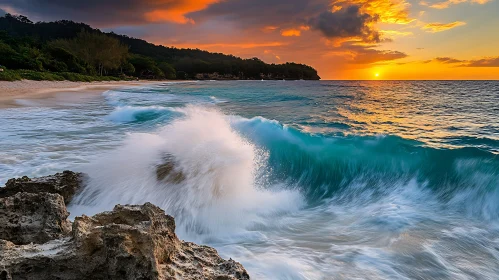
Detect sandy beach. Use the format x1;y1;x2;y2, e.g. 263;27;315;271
0;80;162;108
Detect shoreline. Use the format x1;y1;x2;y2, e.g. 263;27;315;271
0;80;165;108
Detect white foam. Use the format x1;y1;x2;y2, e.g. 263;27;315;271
71;106;303;237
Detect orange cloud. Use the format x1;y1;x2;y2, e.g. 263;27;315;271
169;42;286;49
381;30;413;37
144;0;220;24
422;21;466;32
280;26;310;37
281;28;302;37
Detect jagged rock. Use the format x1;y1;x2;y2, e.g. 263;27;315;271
0;203;249;280
0;192;72;245
1;170;86;204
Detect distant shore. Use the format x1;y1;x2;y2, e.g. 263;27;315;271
0;80;163;108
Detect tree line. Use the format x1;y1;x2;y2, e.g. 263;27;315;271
0;14;320;81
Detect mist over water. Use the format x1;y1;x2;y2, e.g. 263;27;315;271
1;81;498;279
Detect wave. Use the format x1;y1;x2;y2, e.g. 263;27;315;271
70;106;499;239
232;115;499;220
71;106;303;237
106;105;176;123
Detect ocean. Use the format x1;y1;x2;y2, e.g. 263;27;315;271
1;80;498;279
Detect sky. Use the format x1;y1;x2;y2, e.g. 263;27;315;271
0;0;498;80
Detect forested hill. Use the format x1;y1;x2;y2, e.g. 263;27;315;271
0;14;320;81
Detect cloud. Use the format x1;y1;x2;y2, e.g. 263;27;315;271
262;26;279;32
143;0;221;24
326;43;408;65
166;41;286;49
381;30;413;37
0;0;221;25
0;8;5;16
196;0;412;43
351;48;408;64
309;5;381;43
422;21;466;32
420;0;492;9
281;28;302;37
465;57;499;67
332;0;414;24
0;0;414;45
435;57;465;63
426;56;499;67
194;0;329;28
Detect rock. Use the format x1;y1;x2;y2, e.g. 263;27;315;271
0;202;249;279
0;192;72;245
156;154;186;184
1;171;86;205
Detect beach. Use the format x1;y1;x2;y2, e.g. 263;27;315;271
0;80;161;108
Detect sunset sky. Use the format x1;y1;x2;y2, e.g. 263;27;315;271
0;0;498;80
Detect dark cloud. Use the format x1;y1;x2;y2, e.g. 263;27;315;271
350;46;407;64
465;57;499;67
435;57;465;64
0;0;387;45
0;8;5;16
0;0;220;26
309;5;381;43
0;0;329;27
0;0;146;25
192;0;328;27
425;56;499;67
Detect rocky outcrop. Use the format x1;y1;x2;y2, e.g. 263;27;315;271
0;172;249;280
0;192;71;245
0;171;86;204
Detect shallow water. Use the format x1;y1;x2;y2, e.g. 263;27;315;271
1;81;498;279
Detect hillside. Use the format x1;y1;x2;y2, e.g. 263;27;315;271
0;14;320;81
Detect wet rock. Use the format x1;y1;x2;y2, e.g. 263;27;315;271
0;192;72;245
1;171;86;204
0;202;249;280
156;154;186;184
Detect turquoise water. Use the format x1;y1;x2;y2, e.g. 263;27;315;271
1;81;499;279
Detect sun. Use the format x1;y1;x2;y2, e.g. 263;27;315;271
375;73;380;77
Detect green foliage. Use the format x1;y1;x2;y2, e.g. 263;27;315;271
121;62;136;76
129;55;164;79
158;62;176;79
49;31;129;76
0;68;22;81
0;14;321;81
0;69;122;81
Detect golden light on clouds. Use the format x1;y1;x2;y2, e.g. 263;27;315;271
332;0;414;24
144;0;220;24
3;0;497;79
280;26;310;37
422;21;466;32
281;29;302;37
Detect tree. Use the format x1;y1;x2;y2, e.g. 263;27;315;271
50;31;129;76
158;62;176;79
129;55;163;79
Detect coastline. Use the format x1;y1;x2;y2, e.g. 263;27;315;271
0;80;164;108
